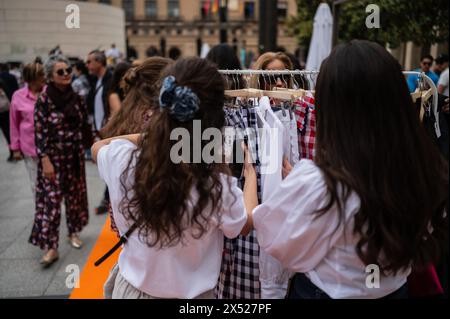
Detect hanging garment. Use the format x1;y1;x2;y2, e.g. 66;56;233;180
274;105;293;164
217;103;262;299
257;96;291;299
294;92;316;160
274;103;300;165
290;110;300;165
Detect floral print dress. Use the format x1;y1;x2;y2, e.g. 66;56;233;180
29;91;89;250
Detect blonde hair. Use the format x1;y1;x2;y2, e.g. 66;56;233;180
22;62;45;83
250;52;293;89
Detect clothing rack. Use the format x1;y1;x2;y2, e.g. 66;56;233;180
404;71;440;138
219;69;319;75
219;69;441;138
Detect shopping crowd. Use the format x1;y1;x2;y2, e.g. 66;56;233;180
0;41;448;299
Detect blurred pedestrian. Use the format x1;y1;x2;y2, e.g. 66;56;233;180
407;54;439;92
29;55;90;267
106;43;123;66
206;44;244;90
86;50;113;215
438;67;449;97
9;62;46;195
0;63;19;161
168;47;181;61
72;60;91;102
433;54;449;79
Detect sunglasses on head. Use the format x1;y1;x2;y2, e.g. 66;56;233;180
56;67;72;77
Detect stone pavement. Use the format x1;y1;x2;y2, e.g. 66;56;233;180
0;134;106;298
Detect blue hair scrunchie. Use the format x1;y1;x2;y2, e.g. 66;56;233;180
159;76;200;122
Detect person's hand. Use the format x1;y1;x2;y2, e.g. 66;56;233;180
443;98;449;114
42;157;56;181
282;156;293;180
242;142;256;179
12;151;23;161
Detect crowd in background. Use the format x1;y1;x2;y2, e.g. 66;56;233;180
0;42;448;299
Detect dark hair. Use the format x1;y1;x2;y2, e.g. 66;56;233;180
435;54;449;65
89;50;107;66
108;62;132;101
74;60;89;77
285;52;309;90
206;44;244;90
168;47;182;61
0;63;9;72
101;57;172;138
120;57;231;248
421;54;434;62
315;40;448;275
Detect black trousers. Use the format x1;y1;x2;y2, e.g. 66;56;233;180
0;110;11;145
288;273;409;299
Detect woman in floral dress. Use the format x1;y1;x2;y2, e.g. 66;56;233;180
29;55;90;267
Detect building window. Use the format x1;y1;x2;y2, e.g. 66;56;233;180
244;1;255;20
122;0;134;19
168;0;180;19
277;1;288;20
145;0;157;18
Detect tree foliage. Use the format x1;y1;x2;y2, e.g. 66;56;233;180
288;0;449;48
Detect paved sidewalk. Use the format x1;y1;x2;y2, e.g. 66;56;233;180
0;135;106;298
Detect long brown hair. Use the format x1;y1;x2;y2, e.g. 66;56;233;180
250;52;293;89
120;57;232;248
315;40;448;274
101;57;172;138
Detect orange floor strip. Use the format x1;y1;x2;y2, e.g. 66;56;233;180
70;216;121;299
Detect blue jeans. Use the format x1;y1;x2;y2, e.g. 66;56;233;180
288;273;409;299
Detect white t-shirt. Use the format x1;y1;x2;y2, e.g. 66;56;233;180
94;77;105;131
438;68;449;97
106;47;121;59
253;159;411;299
97;139;248;299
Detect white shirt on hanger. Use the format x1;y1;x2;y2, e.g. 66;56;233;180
289;113;300;165
253;159;411;299
97;139;248;299
256;96;291;299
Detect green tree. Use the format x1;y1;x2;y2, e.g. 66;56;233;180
288;0;449;48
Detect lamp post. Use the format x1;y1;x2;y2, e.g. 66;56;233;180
219;0;228;43
259;0;278;54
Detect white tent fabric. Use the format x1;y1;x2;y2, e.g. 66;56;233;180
200;43;211;58
305;3;333;71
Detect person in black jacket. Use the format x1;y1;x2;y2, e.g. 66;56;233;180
0;63;19;162
86;50;113;215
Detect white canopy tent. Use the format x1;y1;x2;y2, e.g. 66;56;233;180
305;3;334;71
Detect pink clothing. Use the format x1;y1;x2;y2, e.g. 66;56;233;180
9;86;41;157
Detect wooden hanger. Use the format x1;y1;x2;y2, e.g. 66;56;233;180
224;88;265;98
